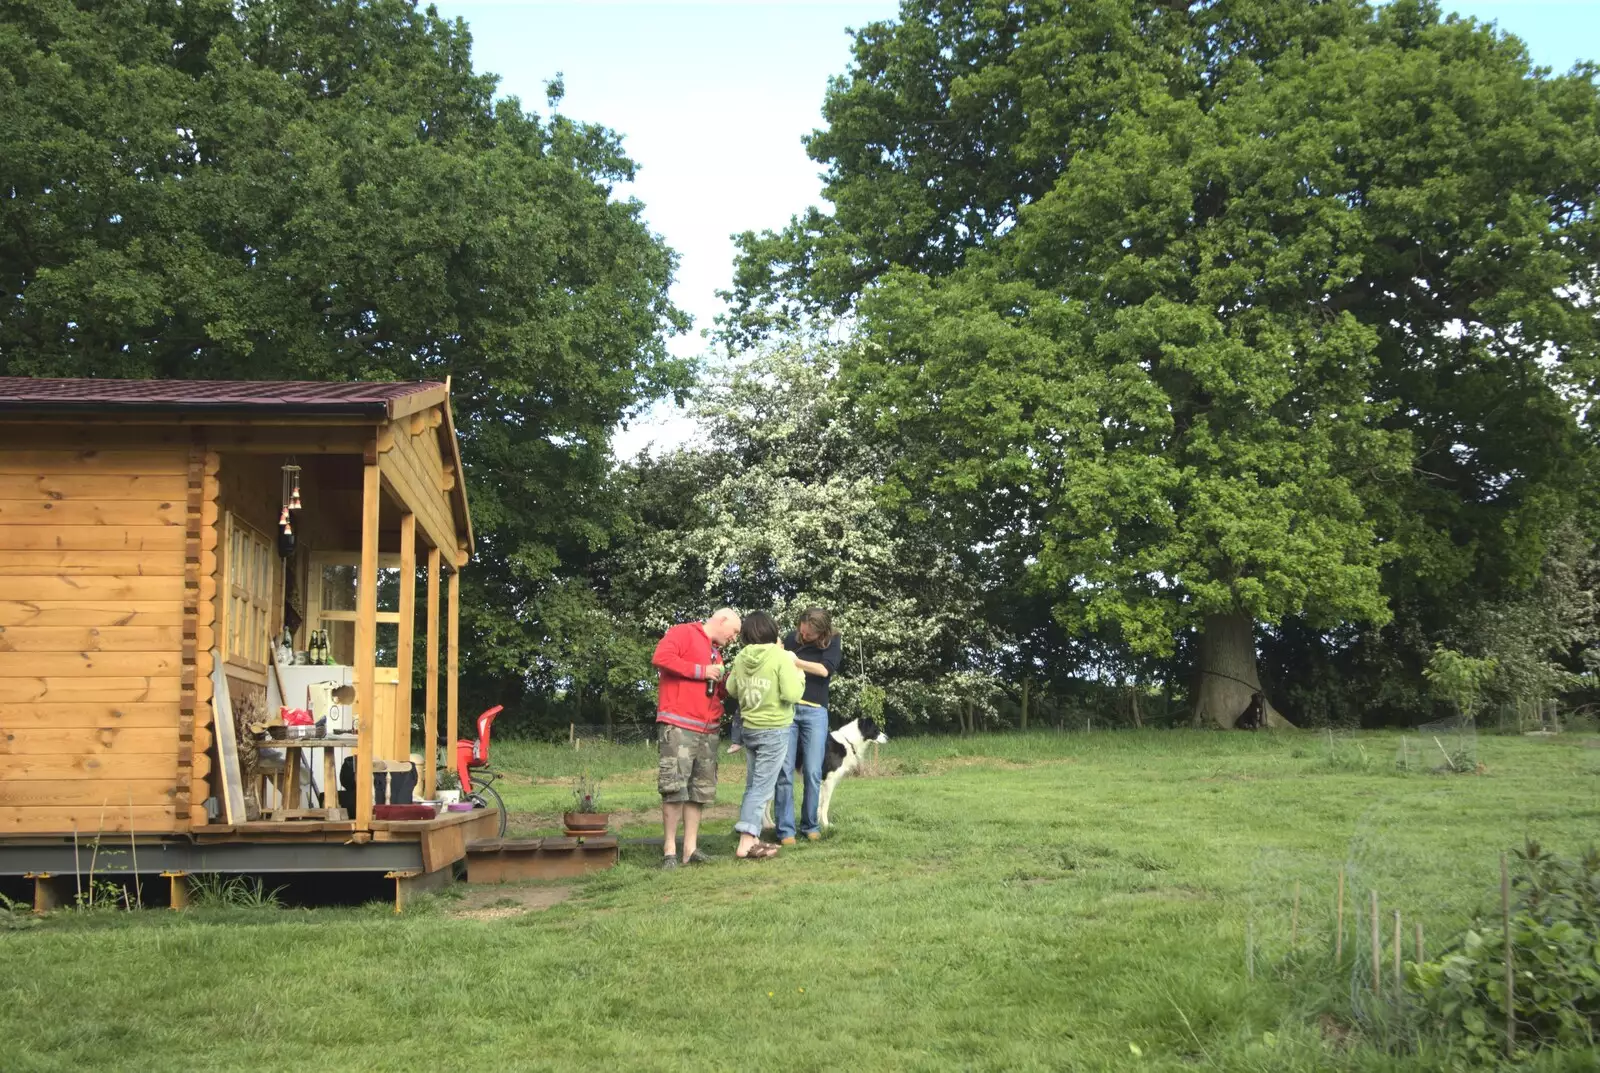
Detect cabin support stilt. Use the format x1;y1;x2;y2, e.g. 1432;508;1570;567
397;513;416;762
423;546;441;798
163;870;189;910
355;451;381;832
446;566;460;762
24;872;60;913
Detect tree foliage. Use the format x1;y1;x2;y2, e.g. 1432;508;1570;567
606;343;1003;726
0;0;691;703
726;0;1600;724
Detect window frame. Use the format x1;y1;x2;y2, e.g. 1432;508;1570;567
307;551;402;678
221;512;279;679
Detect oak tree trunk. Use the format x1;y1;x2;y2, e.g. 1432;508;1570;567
1191;612;1290;728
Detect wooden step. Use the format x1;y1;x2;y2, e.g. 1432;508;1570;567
465;835;619;883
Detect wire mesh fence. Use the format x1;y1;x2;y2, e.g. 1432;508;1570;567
1484;697;1564;735
1241;820;1441;1051
566;722;656;748
1239;809;1599;1061
1395;714;1479;774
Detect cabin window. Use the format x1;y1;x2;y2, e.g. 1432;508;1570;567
223;513;277;672
308;553;401;667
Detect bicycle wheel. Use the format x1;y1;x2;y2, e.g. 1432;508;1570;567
467;783;507;837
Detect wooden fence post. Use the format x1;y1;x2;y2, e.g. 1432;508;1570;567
1335;867;1345;964
1502;854;1515;1059
1370;890;1381;995
1392;910;1402;990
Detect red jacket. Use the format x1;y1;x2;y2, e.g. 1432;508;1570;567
653;621;725;734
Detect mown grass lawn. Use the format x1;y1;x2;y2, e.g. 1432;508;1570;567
4;730;1599;1072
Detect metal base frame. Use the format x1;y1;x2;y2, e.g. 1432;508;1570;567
0;838;424;877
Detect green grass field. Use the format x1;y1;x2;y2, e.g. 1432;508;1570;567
4;730;1599;1072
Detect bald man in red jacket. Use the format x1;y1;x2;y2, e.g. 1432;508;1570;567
653;607;741;868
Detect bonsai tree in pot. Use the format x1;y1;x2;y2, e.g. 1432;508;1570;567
563;773;607;836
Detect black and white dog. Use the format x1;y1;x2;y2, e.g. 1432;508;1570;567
817;716;889;829
762;716;889;831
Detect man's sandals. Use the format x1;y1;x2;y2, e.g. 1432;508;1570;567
736;842;780;861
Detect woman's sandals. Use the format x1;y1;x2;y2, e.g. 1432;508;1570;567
736;842;780;860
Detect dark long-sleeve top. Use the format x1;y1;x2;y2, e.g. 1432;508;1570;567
782;630;842;708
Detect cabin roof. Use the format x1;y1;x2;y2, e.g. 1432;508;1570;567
0;375;472;556
0;377;445;418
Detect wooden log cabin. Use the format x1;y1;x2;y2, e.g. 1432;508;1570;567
0;377;497;904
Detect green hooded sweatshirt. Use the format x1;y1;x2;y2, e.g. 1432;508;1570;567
727;643;805;730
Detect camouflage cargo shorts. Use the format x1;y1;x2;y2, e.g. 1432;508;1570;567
657;724;718;804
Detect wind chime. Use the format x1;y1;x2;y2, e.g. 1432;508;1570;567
279;460;305;642
278;460;302;558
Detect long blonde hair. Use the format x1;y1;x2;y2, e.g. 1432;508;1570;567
796;606;835;647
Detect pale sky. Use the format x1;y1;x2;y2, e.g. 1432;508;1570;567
429;1;1600;458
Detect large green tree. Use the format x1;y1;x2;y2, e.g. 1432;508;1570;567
0;0;691;702
727;0;1600;726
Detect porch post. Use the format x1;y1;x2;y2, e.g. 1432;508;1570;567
397;513;416;762
423;544;440;798
355;453;381;830
446;564;460;767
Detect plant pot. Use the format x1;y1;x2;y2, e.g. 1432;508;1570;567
438;789;461;806
563;811;608;836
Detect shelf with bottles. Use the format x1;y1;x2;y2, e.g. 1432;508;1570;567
275;627;343;667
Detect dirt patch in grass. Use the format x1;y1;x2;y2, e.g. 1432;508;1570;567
1101;885;1209;904
449;882;575;921
929;755;1038;772
527;771;658;788
609;802;739;829
852;754;1051;778
1318;1013;1356;1050
505;803;741;838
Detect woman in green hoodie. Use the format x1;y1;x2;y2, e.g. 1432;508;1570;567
725;610;805;860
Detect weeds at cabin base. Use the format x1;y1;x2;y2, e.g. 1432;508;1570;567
186;874;286;910
73;878;130;912
0;891;38;929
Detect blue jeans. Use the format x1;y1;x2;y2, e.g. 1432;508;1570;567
734;727;789;837
774;704;827;839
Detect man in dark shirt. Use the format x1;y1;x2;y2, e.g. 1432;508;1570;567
775;607;842;844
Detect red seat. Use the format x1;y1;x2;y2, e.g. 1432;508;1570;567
454;705;503;794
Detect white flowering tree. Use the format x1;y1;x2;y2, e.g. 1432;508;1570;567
617;342;1006;728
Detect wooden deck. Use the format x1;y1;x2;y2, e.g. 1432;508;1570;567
3;807;502;912
191;805;499;872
